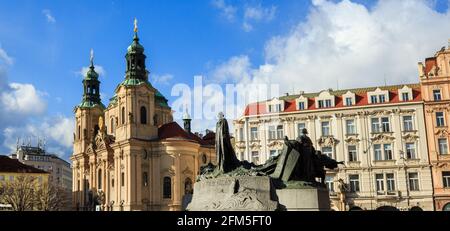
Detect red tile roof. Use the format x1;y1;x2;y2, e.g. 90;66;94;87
243;84;422;116
0;156;48;174
158;122;212;145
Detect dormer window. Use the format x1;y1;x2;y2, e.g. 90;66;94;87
269;104;282;113
368;88;389;104
345;97;353;106
318;99;332;108
371;95;378;104
402;92;410;101
379;95;386;103
298;102;305;110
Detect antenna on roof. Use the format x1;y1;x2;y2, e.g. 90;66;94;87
384;74;387;87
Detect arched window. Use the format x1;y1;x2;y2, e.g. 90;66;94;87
110;118;115;134
78;125;81;140
202;154;207;164
163;177;171;199
143;172;148;187
121;107;125;125
184;178;193;195
443;203;450;211
153;114;158;126
140;106;147;124
98;169;102;190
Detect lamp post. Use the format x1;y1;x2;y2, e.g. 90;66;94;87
399;150;410;209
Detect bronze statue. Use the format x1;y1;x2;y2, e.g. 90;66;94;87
215;112;240;173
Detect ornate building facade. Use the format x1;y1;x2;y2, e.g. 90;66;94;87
234;84;434;211
419;44;450;211
71;23;215;211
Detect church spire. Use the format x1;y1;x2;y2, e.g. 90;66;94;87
125;18;148;82
78;49;103;109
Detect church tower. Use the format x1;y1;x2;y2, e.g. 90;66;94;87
110;19;159;142
72;50;105;207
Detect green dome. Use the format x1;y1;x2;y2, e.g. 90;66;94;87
85;67;99;80
127;34;144;53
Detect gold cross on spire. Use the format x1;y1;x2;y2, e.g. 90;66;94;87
134;18;138;33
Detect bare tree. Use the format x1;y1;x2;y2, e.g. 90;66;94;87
34;183;71;211
0;175;37;211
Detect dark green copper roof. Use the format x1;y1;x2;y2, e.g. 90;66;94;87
77;99;106;110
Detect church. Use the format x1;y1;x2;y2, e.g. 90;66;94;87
71;21;215;211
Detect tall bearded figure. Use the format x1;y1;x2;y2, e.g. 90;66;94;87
216;112;240;173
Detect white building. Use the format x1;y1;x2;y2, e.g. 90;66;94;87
234;84;434;211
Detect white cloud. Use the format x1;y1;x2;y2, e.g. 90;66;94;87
0;46;13;66
2;115;74;157
152;73;174;85
1;83;47;115
211;0;237;21
79;65;106;78
213;0;450;94
211;56;251;83
243;5;277;32
42;9;56;24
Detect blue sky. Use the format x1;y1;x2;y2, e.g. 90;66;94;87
0;0;450;161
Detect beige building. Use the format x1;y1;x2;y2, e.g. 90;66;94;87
419;44;450;211
234;84;434;211
71;24;215;211
11;144;72;190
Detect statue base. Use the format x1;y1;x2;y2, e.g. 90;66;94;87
186;176;279;211
276;187;331;211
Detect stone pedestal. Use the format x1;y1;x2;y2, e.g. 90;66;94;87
186;176;279;211
276;187;331;211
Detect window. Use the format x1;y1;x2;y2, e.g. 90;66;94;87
110;118;115;134
371;95;378;104
325;176;334;192
276;125;284;139
383;144;393;160
251;151;259;164
433;89;442;101
403;116;413;131
345;97;353;106
379;95;386;103
349;175;360;192
325;99;332;108
163;177;172;199
298;102;305;110
98;169;102;190
250;127;258;141
348;145;358;162
438;138;448;155
346;120;356;135
111;178;114;188
322;147;333;158
78;125;81;140
239;128;244;141
269;104;282;113
121;172;125;187
269;126;276;140
318;100;332;108
318;100;324;108
436;112;445;127
408;173;419;191
371;118;381;133
297;123;306;136
121;107;125;125
140;106;147;124
405;143;416;159
443;172;450;188
9;176;14;181
321;121;330;136
402;92;410;101
184;178;193;195
143;172;148;187
374;144;382;161
386;173;395;192
381;117;390;132
376;174;384;193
